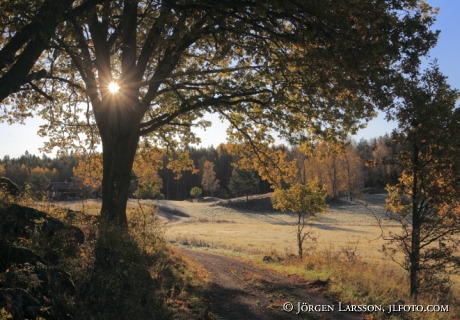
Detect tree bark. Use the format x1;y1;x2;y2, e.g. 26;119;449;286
100;135;139;229
297;213;303;259
410;142;420;304
97;98;142;229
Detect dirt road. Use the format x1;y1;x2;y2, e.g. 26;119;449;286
183;249;362;320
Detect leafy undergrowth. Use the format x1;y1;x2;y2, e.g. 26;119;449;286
0;197;209;319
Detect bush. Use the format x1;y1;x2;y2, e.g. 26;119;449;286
190;187;202;199
135;181;165;199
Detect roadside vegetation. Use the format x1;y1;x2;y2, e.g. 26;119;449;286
163;194;460;320
257;246;459;320
2;189;459;319
174;236;460;320
0;193;209;319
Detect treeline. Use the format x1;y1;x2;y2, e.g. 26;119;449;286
0;134;401;200
289;135;401;201
0;151;77;199
154;134;401;200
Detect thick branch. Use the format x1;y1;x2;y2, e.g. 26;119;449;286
0;0;104;102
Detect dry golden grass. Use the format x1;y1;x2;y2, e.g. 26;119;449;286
48;193;443;266
157;193;460;319
47;193;460;319
156;194;400;264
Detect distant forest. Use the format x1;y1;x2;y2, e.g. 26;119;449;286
0;134;401;201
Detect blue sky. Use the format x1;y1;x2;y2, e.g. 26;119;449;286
1;0;458;158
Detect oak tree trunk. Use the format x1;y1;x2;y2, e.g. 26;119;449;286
96;97;142;230
100;134;139;228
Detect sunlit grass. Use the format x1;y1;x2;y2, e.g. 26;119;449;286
183;244;460;320
36;197;460;319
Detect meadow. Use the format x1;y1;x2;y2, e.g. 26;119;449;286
51;193;398;262
159;193;397;263
49;193;460;319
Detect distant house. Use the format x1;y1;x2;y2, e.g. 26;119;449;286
47;181;77;200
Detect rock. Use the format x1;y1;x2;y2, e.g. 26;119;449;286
0;177;21;200
0;240;46;271
0;287;72;320
0;204;78;319
0;288;41;319
0;242;75;295
1;204;85;245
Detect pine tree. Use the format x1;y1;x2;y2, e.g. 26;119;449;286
228;168;259;202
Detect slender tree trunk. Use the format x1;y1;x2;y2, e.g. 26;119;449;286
410;142;420;304
410;212;421;304
344;153;353;201
297;213;303;258
334;157;340;199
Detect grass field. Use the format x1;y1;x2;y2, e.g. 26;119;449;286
158;193;402;263
49;193;460;318
49;193;412;265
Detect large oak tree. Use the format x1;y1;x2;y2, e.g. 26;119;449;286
1;0;438;228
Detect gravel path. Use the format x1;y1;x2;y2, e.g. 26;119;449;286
183;249;362;320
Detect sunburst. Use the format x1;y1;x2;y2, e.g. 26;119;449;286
108;82;120;94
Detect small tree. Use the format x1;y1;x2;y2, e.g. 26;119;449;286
271;180;328;258
228;168;259;202
132;146;164;199
73;153;103;197
190;187;202;200
201;161;220;197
